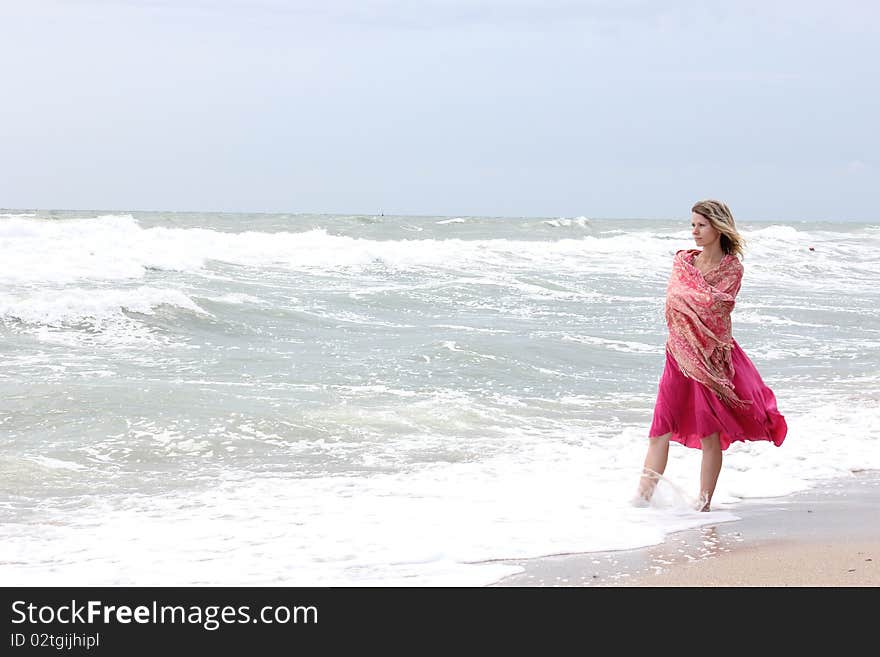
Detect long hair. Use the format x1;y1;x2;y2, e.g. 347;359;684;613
691;199;745;258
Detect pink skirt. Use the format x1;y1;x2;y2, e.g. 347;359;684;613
649;340;787;451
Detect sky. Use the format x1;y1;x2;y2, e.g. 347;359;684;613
1;0;878;220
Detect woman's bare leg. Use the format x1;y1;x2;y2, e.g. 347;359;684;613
635;433;670;503
698;433;722;511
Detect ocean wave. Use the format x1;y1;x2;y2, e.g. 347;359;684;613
8;215;873;287
542;216;591;228
0;214;673;285
734;311;827;327
0;286;208;327
744;224;805;239
203;292;267;305
561;334;662;354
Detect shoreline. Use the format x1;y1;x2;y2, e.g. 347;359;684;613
489;470;880;587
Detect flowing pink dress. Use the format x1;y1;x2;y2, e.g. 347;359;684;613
649;253;788;451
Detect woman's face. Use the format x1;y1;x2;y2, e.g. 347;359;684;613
691;212;720;248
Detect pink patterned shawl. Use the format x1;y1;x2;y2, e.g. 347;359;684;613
665;249;750;408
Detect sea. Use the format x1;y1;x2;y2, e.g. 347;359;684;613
1;209;878;586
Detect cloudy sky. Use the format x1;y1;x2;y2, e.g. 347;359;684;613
1;0;877;220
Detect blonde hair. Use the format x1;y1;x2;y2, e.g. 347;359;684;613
691;199;745;258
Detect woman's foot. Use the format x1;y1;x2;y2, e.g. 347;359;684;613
696;492;710;512
635;467;662;507
631;492;651;508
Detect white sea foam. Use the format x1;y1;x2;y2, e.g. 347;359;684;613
0;286;208;326
0;215;676;285
734;311;827;327
0;439;730;585
745;224;805;240
543;216;591;228
3;395;877;586
204;292;266;305
561;334;663;354
429;324;513;334
26;456;86;471
5;214;871;297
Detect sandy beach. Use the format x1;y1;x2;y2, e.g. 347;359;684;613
490;470;880;587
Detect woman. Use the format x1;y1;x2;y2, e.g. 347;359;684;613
635;200;787;511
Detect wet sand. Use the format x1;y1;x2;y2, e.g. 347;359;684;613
489;470;880;587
